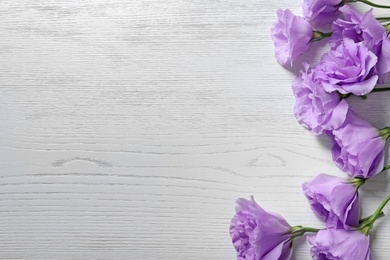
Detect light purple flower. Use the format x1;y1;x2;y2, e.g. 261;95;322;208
330;5;390;83
308;229;371;260
315;38;378;96
302;0;342;26
293;63;349;135
330;6;385;50
230;196;292;260
271;9;313;66
302;173;360;229
330;110;385;179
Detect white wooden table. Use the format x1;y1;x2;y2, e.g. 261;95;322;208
1;1;390;259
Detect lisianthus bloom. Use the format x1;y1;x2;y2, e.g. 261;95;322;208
302;174;361;229
230;196;293;260
330;5;390;83
302;0;342;26
330;110;385;179
271;9;313;66
292;63;349;135
308;229;371;260
315;38;378;96
330;6;386;50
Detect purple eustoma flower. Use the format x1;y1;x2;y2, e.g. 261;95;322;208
230;196;293;260
302;174;361;229
302;0;342;26
308;229;371;260
292;63;349;135
315;38;378;96
271;9;313;66
330;5;390;83
330;110;385;179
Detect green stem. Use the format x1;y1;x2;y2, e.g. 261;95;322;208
350;177;366;188
301;227;321;233
339;87;389;100
339;93;351;99
290;225;321;239
377;17;390;21
311;31;332;42
382;165;390;172
359;193;390;235
339;93;367;100
372;87;390;92
379;127;390;140
359;211;384;224
354;0;390;8
369;195;390;223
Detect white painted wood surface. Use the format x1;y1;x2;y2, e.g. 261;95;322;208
1;0;390;259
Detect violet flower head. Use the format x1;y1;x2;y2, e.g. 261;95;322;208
330;110;385;179
302;173;360;229
271;9;313;66
230;196;293;260
302;0;342;26
330;5;390;83
293;63;349;135
330;6;385;50
315;38;378;96
308;229;371;260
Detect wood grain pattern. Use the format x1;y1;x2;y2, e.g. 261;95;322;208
1;0;390;259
